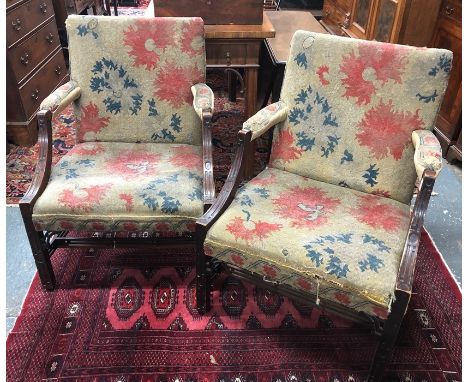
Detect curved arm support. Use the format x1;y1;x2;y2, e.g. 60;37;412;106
40;81;81;119
202;109;215;209
412;130;443;180
243;101;288;141
19;110;53;208
396;170;437;293
197;129;253;231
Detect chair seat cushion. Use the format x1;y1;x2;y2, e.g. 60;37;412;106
204;168;411;318
33;142;204;234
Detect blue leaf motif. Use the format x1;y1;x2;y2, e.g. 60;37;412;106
363;164;379;187
294;52;308;69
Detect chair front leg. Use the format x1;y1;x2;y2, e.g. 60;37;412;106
196;224;210;314
20;206;56;290
368;289;410;381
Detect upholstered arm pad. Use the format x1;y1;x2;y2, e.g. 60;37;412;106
242;101;288;141
412;130;443;179
191;83;214;118
40;81;81;118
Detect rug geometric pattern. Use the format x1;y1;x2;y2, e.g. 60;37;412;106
6;231;461;381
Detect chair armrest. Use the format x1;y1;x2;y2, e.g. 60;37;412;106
243;101;288;141
191;83;214;119
40;80;81;118
19;110;54;208
197;129;252;231
191;84;216;208
396;170;437;293
412;130;443;180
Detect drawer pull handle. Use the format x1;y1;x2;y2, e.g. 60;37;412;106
39;2;48;13
339;12;351;29
226;51;231;66
12;18;22;31
20;52;30;65
45;33;54;44
55;65;62;75
31;89;40;101
445;6;455;15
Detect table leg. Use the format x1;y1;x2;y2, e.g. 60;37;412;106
244;68;259;179
227;70;237;102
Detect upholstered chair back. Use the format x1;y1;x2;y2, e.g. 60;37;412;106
66;16;206;145
269;31;451;204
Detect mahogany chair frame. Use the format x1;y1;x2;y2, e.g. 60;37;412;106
195;127;437;382
20;106;215;291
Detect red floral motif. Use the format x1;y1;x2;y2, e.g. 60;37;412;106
106;150;161;179
250;172;276;186
91;222;105;231
226;216;282;243
371;189;392;199
186;222;197;232
123;19;175;70
340;43;408;105
58;184;112;212
72;143;105;156
262;265;278;279
59;221;75;230
123;222;138;231
372;305;389;319
169;146;202;169
316;65;330;85
154;223;177;237
272;186;340;228
296;278;312;291
349;194;408;232
356;100;423;160
119;193;133;212
180;19;204;58
334;292;351;305
154;63;204;108
422;135;440;145
270;129;303;163
231;254;245;266
203;245;214;257
78;103;110;142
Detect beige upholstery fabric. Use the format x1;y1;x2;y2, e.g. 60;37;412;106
205;167;411;317
33;142;204;233
269;31;452;204
412;130;443;179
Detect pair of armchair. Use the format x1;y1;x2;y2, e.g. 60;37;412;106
20;16;451;381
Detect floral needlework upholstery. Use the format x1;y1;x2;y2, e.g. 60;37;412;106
269;31;452;204
32;142;204;234
66;15;205;145
205;168;412;319
40;81;81;118
412;130;443;179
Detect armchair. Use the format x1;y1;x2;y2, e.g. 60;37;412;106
20;15;215;290
196;31;451;380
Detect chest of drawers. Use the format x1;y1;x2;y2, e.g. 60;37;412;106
7;0;68;146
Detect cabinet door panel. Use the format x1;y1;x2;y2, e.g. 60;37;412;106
355;0;372;29
432;19;462;138
373;0;397;42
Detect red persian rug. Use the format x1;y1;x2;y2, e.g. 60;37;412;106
6;231;461;381
5;70;269;204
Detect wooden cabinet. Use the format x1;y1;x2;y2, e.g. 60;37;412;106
7;0;68;146
431;0;462;160
321;0;441;46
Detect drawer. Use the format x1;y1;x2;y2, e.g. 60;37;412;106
206;42;260;66
440;0;461;24
19;49;67;118
7;0;54;48
9;19;60;84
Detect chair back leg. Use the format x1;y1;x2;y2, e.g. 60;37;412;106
368;290;411;381
19;204;56;290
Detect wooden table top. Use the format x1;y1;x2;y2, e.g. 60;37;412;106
265;10;328;63
204;12;276;39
